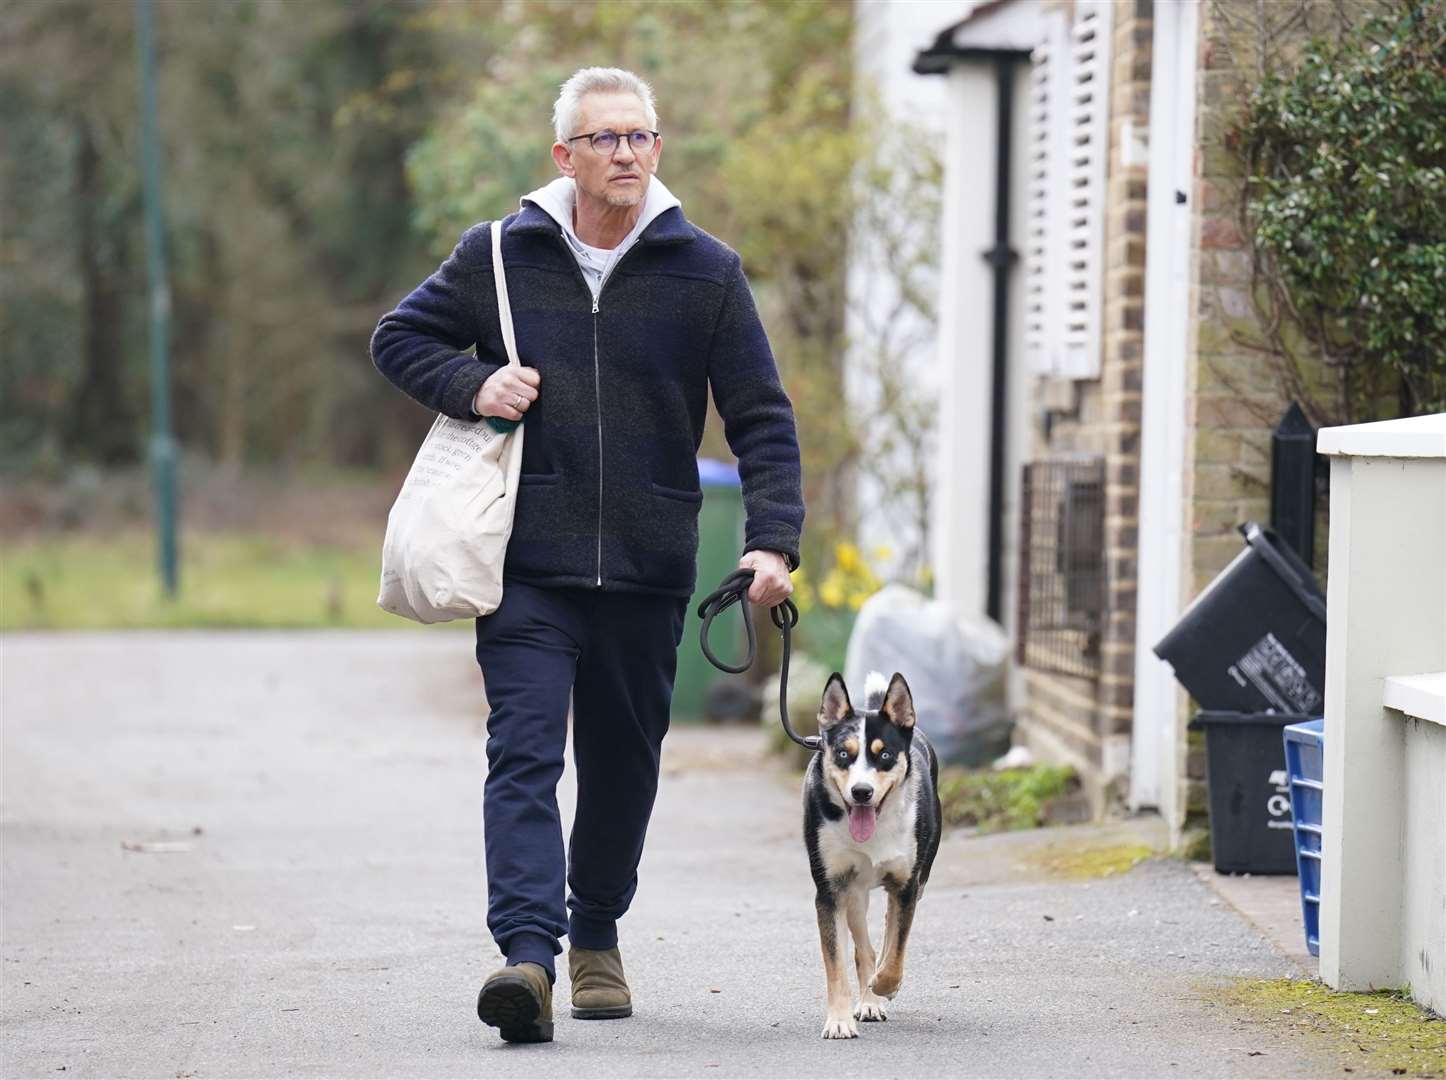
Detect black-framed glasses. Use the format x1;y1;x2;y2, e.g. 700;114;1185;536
565;129;659;155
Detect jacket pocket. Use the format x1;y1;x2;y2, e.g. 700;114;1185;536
519;472;561;486
651;481;703;505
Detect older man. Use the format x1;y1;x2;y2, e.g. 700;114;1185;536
370;67;804;1043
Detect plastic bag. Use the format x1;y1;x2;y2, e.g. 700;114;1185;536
843;584;1011;766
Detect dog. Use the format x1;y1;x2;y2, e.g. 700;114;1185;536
802;671;941;1039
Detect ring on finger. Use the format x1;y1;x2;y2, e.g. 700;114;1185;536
511;393;522;409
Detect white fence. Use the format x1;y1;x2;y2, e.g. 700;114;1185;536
1317;413;1446;1016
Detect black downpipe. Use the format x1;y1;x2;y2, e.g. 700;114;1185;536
983;56;1018;623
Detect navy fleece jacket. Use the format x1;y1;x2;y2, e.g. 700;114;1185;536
370;204;805;598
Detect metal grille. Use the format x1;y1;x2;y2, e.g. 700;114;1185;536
1017;458;1105;678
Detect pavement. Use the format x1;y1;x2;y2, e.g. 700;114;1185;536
1;631;1347;1078
1190;865;1318;974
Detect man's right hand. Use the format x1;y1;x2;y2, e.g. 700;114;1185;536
474;366;541;422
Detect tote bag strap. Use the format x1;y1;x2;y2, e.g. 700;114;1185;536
491;220;521;369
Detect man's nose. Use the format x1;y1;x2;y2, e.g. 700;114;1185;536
612;140;636;163
851;784;873;804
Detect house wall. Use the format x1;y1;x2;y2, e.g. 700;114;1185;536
1017;0;1152;809
1186;1;1379;598
1186;3;1283;602
1177;0;1359;819
849;0;972;576
1015;0;1389;819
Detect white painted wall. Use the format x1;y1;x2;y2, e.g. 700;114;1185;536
1397;703;1446;1015
931;60;1000;623
848;1;972;577
854;0;973;119
1129;0;1200;832
846;1;1042;745
1317;413;1446;1016
848;0;1038;629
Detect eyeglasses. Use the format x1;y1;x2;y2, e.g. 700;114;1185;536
565;129;659;155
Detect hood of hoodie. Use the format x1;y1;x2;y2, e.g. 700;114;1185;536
521;174;681;254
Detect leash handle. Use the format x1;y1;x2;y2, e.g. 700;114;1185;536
696;569;818;752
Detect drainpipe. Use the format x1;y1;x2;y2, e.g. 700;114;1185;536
983;55;1018;623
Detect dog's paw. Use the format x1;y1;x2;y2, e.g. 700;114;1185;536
854;997;888;1022
868;970;901;1000
820;1014;859;1039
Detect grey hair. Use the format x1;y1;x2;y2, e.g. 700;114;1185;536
552;67;658;144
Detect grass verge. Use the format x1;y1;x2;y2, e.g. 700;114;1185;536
1214;978;1445;1077
1;530;448;630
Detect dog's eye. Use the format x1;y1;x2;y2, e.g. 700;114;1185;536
834;749;850;764
879;751;894;763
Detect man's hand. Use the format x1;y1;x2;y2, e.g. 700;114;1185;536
739;550;792;608
474;366;541;422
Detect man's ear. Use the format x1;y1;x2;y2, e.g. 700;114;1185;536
880;673;916;730
551;142;576;177
817;673;852;732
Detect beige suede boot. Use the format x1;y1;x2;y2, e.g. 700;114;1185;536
568;945;633;1019
476;962;553;1043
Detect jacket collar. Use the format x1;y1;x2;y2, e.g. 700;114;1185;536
505;201;693;246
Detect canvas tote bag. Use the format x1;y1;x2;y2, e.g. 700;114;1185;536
377;222;525;623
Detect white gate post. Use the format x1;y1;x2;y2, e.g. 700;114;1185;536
1317;414;1446;1001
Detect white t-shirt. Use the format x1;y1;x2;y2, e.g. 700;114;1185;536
567;236;622;298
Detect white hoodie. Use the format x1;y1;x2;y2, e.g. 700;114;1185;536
520;175;682;300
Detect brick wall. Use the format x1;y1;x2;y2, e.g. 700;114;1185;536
1187;3;1282;600
1014;0;1355;818
1187;0;1376;593
1018;0;1152;811
1179;0;1357;818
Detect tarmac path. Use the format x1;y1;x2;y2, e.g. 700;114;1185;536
2;632;1338;1078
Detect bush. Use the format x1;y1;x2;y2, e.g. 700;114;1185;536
1233;2;1446;418
937;764;1079;833
789;541;887;673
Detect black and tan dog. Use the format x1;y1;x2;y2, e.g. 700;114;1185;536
803;671;941;1039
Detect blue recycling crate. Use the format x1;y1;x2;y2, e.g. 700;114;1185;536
1283;718;1325;957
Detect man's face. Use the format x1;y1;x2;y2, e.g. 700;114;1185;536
552;91;662;209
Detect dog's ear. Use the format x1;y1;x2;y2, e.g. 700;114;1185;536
880;673;916;730
817;673;853;731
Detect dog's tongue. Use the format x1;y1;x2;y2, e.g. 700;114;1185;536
848;805;877;843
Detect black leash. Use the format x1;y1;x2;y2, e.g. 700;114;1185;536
696;569;819;752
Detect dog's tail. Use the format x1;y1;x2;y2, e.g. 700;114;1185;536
863;671;888;712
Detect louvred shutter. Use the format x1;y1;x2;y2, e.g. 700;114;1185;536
1024;1;1113;379
1059;0;1113;378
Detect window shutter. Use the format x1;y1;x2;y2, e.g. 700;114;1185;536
1024;11;1068;374
1058;0;1113;378
1023;1;1113;379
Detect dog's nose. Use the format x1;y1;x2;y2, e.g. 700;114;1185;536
851;784;874;804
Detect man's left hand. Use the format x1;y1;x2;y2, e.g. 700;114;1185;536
739;550;793;608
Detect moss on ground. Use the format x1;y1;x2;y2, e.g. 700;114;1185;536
937;764;1079;832
1178;826;1214;863
1213;978;1446;1077
1024;842;1155;880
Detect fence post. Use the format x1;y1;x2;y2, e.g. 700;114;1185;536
1271;402;1316;569
1316;414;1446;1011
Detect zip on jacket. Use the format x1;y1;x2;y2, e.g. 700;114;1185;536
369;203;805;599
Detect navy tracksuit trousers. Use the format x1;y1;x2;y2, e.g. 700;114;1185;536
474;582;687;982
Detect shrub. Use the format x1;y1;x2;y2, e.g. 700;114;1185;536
937;764;1079;833
1232;2;1446;419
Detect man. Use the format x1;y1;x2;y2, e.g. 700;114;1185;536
370;67;804;1044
